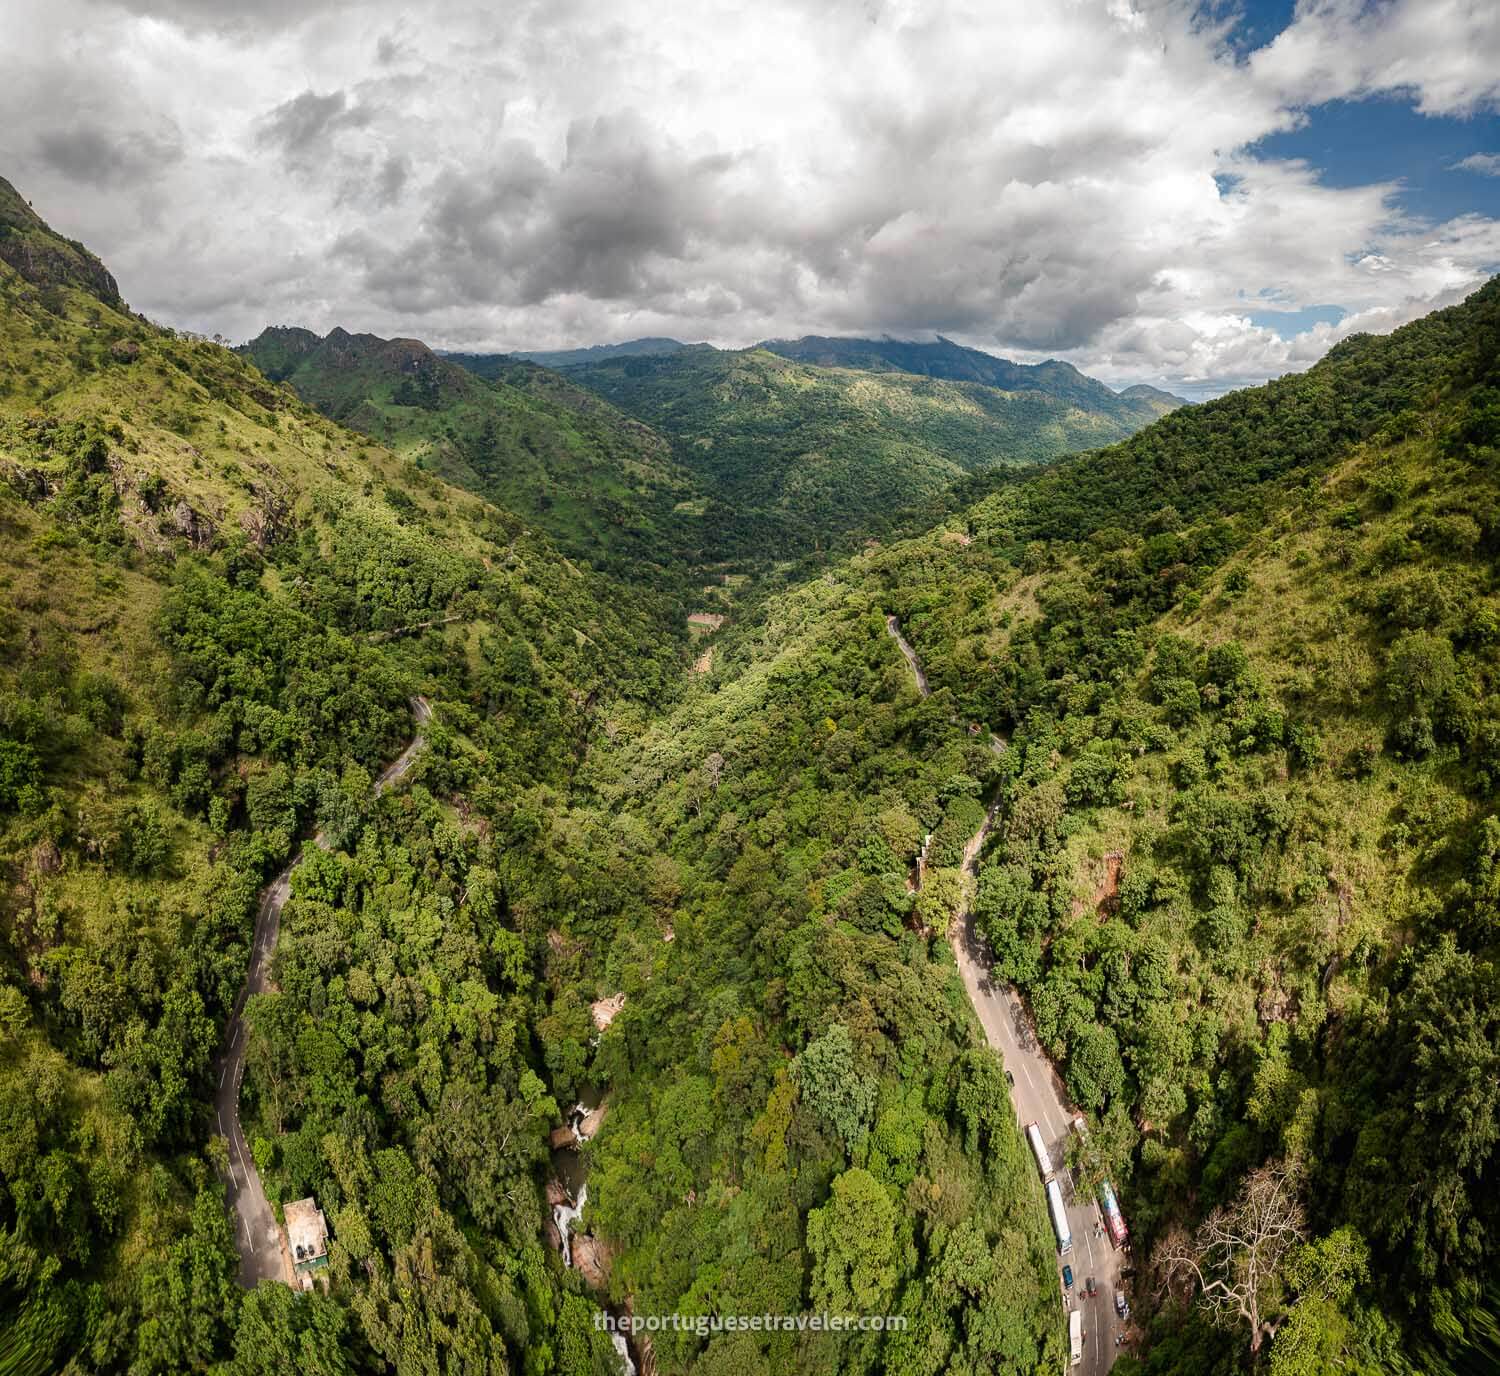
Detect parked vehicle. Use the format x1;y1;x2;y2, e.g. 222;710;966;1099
1062;1264;1074;1289
1069;1309;1083;1366
1114;1291;1128;1319
1026;1121;1051;1181
1099;1179;1129;1248
1046;1178;1072;1254
1086;1276;1097;1296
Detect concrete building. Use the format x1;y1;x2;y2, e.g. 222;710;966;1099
285;1197;329;1290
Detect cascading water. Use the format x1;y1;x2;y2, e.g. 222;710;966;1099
609;1332;637;1376
553;1181;587;1268
549;1087;635;1373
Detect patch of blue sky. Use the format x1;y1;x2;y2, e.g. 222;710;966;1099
1206;0;1298;57
1245;303;1346;338
1251;95;1500;225
1202;1;1500;223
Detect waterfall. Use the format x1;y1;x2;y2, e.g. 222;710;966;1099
609;1332;637;1376
553;1181;587;1268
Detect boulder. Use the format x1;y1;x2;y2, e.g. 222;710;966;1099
577;1104;608;1142
590;993;626;1031
572;1233;611;1289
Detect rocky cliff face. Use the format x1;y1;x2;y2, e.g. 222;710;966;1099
0;176;122;308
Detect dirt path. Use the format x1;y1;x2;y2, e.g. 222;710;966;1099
215;696;431;1288
888;620;1124;1373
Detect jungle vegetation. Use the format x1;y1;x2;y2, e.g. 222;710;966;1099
2;168;1499;1376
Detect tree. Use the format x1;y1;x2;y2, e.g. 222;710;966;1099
230;1284;352;1374
793;1023;875;1151
806;1167;900;1313
1267;1228;1372;1376
1159;1162;1306;1355
1065;1023;1125;1111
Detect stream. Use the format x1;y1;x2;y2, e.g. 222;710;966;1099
548;1093;638;1375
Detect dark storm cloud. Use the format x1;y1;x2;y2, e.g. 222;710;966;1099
34;123;183;188
256;89;371;163
336;115;748;313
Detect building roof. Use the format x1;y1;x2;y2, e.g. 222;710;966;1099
285;1197;329;1264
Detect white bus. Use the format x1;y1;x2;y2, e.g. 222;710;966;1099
1069;1309;1083;1366
1026;1121;1051;1181
1046;1177;1072;1254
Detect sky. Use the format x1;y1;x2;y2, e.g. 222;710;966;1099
2;0;1499;396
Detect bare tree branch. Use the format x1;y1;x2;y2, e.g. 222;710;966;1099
1157;1162;1306;1354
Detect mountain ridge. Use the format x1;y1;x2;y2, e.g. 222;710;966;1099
755;332;1189;416
0;173;122;308
237;323;712;595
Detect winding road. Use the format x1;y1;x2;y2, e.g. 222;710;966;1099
885;618;1125;1372
215;696;431;1288
885;615;930;695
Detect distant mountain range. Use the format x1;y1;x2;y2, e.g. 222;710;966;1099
486;337;695;370
758;334;1188;416
520;342;1183;551
472;333;1188;414
246;325;1184;572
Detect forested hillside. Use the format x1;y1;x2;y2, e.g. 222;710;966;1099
239;326;709;595
505;344;1176;556
783;279;1500;1373
0;177;674;1373
544;568;1065;1376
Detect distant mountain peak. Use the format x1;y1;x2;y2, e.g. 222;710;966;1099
242;325;442;383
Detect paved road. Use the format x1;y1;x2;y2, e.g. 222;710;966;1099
885;615;930;695
951;891;1125;1373
884;617;1123;1371
214;697;431;1287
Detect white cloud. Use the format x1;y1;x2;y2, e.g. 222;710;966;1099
0;0;1497;394
1453;152;1500;176
1251;0;1500;116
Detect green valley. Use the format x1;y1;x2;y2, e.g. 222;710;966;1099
3;157;1500;1376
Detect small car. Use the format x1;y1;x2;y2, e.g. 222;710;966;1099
1062;1265;1074;1289
1004;1069;1015;1086
1114;1291;1128;1318
1086;1276;1097;1296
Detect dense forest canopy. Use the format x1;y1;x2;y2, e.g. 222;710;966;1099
1;168;1499;1376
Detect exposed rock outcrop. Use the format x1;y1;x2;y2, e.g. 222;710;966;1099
591;993;626;1031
